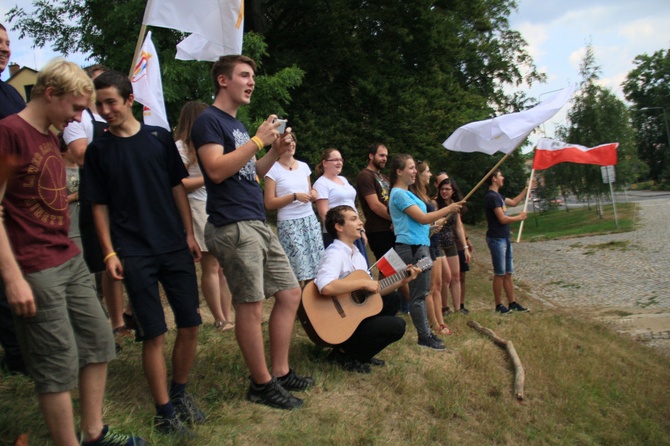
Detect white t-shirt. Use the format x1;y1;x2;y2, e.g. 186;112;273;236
314;239;369;293
313;175;357;211
265;161;315;221
176;139;207;201
62;109;105;145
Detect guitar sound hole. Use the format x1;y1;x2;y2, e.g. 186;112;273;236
351;291;370;305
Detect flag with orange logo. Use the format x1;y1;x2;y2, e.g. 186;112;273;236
142;0;244;61
130;31;170;130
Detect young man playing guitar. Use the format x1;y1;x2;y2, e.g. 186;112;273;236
313;205;420;373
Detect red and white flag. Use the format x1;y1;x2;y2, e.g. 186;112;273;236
533;138;618;170
375;248;407;278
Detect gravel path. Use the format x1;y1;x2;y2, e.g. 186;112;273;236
487;198;670;356
513;198;670;310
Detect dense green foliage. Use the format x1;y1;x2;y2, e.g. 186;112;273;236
623;47;670;183
8;0;545;221
543;45;646;201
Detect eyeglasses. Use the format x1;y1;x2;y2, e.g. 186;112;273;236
325;158;344;162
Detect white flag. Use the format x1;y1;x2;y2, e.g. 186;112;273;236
443;86;574;155
131;31;170;130
143;0;244;61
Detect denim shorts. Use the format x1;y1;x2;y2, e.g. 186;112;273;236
205;220;299;303
486;236;514;276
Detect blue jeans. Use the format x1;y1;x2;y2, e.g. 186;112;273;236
394;244;431;339
486;237;514;276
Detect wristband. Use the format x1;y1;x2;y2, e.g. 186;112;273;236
293;192;297;201
103;251;117;263
250;136;264;151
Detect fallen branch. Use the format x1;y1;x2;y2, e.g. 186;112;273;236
467;320;525;401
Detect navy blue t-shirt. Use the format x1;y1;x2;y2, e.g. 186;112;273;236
82;124;189;256
0;81;26;119
191;106;265;227
484;189;510;238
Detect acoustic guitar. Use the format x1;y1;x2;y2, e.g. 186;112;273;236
298;257;432;347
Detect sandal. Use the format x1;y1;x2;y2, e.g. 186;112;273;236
437;324;453;336
214;320;235;332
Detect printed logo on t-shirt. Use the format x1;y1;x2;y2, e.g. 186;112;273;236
23;141;68;226
234;129;257;183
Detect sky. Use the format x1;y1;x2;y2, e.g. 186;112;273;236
3;0;670;144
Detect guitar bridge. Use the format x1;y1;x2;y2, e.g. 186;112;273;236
332;297;346;318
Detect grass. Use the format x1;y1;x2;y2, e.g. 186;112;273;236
2;257;670;446
517;202;637;241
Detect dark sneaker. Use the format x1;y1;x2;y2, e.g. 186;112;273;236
247;377;304;410
509;301;529;312
367;357;386;367
418;336;446;351
459;305;470;315
82;425;146;446
328;350;372;373
442;307;453;317
154;412;190;436
174;392;206;425
495;304;510;314
277;368;314;392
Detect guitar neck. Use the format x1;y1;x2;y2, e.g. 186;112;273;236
378;269;409;290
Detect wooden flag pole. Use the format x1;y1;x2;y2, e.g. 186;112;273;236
462;149;515;202
129;24;148;78
516;168;535;243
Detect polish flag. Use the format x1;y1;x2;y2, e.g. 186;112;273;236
533;138;618;170
375;248;407;278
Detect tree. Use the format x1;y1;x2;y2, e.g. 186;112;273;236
623;47;670;183
543;45;646;205
9;0;544;221
261;0;544;221
6;1;304;130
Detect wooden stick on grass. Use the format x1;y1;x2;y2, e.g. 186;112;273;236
467;320;525;401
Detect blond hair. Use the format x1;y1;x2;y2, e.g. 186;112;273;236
31;58;94;100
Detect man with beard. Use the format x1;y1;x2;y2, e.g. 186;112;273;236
355;143;402;315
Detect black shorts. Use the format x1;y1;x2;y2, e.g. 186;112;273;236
123;248;201;341
458;249;470;273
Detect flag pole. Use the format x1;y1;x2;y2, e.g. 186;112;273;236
516;168;535;243
130;25;148;78
462;149;516;202
129;0;153;78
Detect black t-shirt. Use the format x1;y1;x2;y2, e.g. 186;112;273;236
484;189;510;238
82;124;188;256
191;106;265;226
0;81;26;119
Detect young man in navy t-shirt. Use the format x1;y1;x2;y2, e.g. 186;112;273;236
192;55;313;410
484;168;531;314
83;70;204;434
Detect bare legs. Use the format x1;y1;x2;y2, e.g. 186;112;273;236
200;253;233;325
234;287;300;384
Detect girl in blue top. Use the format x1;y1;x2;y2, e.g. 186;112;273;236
388;154;463;350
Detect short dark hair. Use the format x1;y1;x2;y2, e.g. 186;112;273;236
0;23;7;32
368;142;386;157
325;205;355;239
211;55;257;95
84;64;108;79
93;70;132;101
485;168;501;186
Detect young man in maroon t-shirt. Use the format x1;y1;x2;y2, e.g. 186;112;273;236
0;59;143;446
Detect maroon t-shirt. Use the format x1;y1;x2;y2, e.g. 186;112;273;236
0;114;79;273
